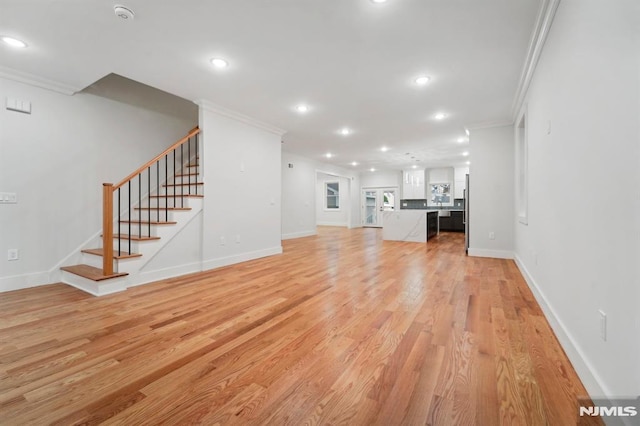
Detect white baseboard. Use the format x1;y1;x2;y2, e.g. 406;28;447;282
134;261;203;287
513;254;610;402
316;222;348;227
467;248;514;259
0;271;51;293
202;246;283;271
281;230;317;240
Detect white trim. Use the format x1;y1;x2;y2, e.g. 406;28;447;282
202;246;283;271
511;0;561;119
281;230;317;240
195;99;287;136
134;261;203;287
465;120;514;131
0;65;81;95
467;248;514;259
316;222;348;227
513;254;610;401
0;271;50;293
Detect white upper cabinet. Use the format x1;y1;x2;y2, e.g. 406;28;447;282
402;169;425;199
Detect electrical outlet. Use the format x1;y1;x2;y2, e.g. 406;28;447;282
7;249;19;261
599;310;607;341
489;232;495;240
220;236;226;246
235;235;241;244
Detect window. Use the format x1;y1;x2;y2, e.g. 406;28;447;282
325;182;340;210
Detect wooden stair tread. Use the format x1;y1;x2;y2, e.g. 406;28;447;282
186;164;199;168
81;248;142;259
134;207;191;211
174;173;199;177
119;220;177;225
112;234;161;241
163;182;204;187
61;264;128;281
149;194;204;198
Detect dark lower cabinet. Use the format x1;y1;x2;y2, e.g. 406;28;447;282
438;211;465;232
426;211;438;240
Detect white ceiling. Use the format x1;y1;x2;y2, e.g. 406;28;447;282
0;0;541;171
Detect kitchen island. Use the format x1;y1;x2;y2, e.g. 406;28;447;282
382;210;439;242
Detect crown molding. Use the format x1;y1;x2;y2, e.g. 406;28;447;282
511;0;561;119
195;99;287;137
0;66;81;95
466;119;514;131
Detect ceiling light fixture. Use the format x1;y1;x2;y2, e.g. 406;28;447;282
466;161;471;165
415;76;431;85
114;5;135;20
351;161;358;166
371;0;388;3
339;128;351;136
370;168;376;172
1;36;27;48
295;104;309;113
457;137;467;143
412;165;418;169
210;58;229;68
380;146;389;152
462;151;469;156
325;153;333;158
434;112;447;120
465;128;470;136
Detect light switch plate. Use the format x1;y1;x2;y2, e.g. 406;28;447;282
0;192;18;204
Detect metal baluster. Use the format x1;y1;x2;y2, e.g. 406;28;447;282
181;142;184;207
195;134;198;195
128;182;131;254
147;167;151;236
156;161;160;222
117;188;121;256
138;173;142;239
187;137;191;196
173;150;176;213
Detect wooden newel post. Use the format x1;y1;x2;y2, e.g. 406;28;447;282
102;183;114;276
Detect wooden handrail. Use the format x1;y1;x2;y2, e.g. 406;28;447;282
113;127;200;190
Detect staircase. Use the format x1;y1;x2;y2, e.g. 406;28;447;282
60;128;202;296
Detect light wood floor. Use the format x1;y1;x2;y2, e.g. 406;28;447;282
0;227;599;425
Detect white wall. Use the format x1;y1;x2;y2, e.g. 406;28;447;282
281;151;360;237
468;126;514;258
199;104;283;269
0;77;196;292
281;152;317;239
514;0;640;398
360;169;401;189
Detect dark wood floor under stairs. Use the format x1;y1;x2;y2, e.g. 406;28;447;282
2;229;601;425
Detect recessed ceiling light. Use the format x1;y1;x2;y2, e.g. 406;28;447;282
434;112;447;120
371;0;388;3
1;36;27;48
415;76;431;86
412;165;418;169
325;153;333;158
380;146;389;152
462;151;469;156
457;137;467;143
351;161;358;166
295;104;309;113
370;168;376;172
114;5;135;20
465;128;470;136
466;161;471;165
339;128;351;136
210;58;228;68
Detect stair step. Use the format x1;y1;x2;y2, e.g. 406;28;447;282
149;194;204;198
82;248;142;259
61;264;128;281
113;234;161;241
187;164;199;168
134;207;192;211
174;173;199;177
119;220;177;225
163;182;204;187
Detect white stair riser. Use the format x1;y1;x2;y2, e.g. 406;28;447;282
172;175;201;184
61;270;128;296
163;186;203;196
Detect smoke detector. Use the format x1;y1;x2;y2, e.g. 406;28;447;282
114;5;135;20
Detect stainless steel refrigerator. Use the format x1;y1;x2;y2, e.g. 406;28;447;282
464;174;469;253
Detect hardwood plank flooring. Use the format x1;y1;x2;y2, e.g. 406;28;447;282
0;227;600;425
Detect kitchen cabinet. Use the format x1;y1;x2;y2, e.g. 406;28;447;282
438;211;464;232
402;169;425;199
426;211;438;240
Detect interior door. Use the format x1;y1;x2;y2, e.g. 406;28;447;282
362;188;396;228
